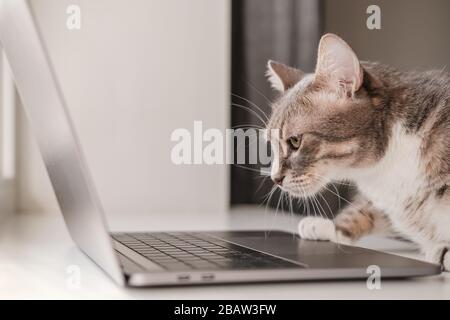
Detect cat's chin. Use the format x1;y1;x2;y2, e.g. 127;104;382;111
282;182;326;199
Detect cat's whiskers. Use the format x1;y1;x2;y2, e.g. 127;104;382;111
300;185;317;218
254;175;270;195
297;185;308;214
244;81;273;105
314;194;327;220
273;188;283;223
318;192;335;219
309;194;321;219
266;186;278;209
262;185;278;229
261;185;280;238
288;194;297;238
231;93;270;122
231;103;267;127
329;183;343;211
232;164;268;175
312;173;374;223
308;175;355;248
231;124;265;130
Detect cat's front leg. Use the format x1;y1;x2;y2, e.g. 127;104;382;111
298;193;390;244
424;246;450;272
298;216;352;244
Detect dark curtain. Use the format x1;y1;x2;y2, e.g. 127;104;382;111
230;0;354;216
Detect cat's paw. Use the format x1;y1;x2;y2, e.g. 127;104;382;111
298;217;352;244
298;217;335;241
297;217;344;243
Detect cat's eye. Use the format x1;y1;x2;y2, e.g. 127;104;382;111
288;136;302;150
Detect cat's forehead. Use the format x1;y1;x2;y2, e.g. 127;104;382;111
268;76;357;140
268;74;320;135
278;74;315;107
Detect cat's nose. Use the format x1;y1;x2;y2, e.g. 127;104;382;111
272;175;285;186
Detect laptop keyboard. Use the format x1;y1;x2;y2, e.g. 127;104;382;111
112;232;302;271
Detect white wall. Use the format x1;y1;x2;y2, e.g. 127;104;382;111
16;0;230;216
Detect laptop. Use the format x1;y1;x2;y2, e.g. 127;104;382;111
0;0;441;287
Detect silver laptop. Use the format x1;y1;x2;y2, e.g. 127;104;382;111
0;0;441;287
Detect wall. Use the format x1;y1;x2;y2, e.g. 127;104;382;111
324;0;450;70
16;0;230;216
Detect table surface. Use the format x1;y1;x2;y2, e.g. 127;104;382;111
0;206;449;300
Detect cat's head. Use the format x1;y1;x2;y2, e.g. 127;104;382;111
266;33;388;197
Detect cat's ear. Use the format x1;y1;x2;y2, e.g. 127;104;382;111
315;33;363;96
266;60;304;92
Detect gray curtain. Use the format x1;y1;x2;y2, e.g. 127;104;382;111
231;0;353;215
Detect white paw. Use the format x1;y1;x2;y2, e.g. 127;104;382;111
298;217;337;242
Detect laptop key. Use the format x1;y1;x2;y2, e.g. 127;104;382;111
114;232;303;271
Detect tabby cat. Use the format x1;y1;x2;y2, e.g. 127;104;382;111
266;33;450;270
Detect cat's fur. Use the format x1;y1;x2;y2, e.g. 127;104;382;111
266;33;450;270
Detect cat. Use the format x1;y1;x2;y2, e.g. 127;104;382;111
265;33;450;271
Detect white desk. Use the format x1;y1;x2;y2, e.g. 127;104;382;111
0;206;449;299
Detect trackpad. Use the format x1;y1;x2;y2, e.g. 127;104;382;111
210;230;367;268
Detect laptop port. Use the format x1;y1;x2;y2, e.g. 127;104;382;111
177;274;190;282
202;273;215;281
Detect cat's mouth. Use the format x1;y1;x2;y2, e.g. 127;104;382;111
280;175;327;198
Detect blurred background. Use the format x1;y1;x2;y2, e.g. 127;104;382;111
1;0;449;222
